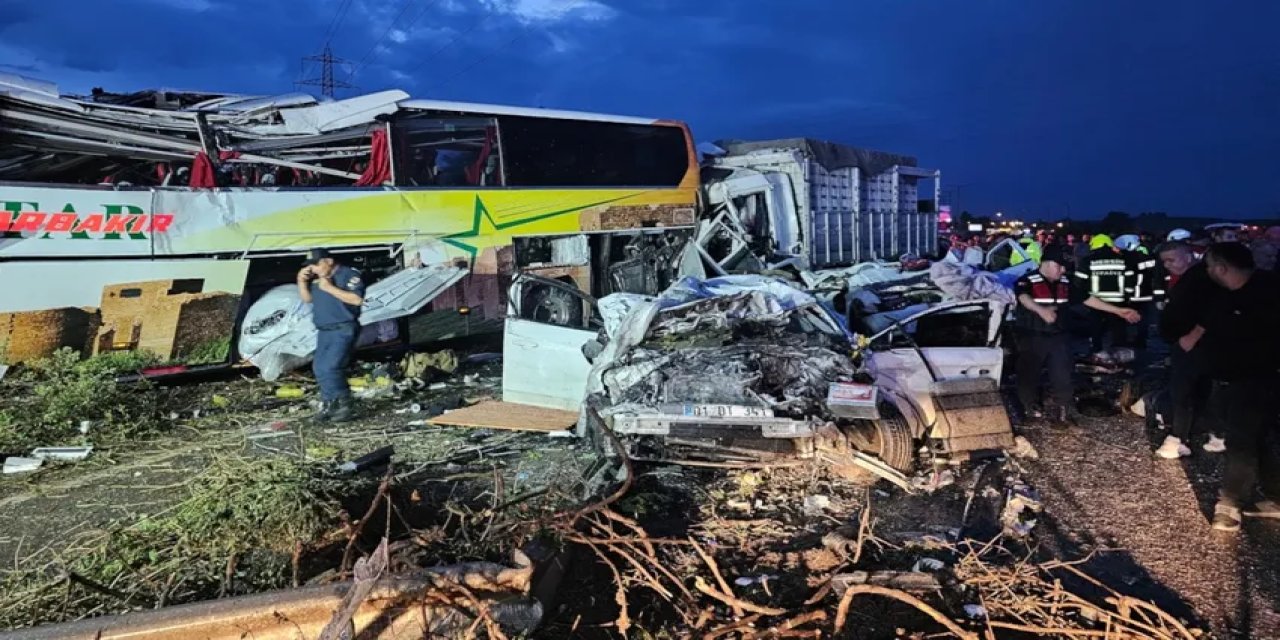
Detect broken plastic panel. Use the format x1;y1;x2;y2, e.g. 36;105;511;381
30;447;93;462
359;264;468;326
238;265;468;380
2;456;42;474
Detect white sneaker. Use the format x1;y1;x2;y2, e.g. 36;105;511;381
1155;435;1191;459
1213;502;1242;532
1203;435;1227;453
1244;499;1280;519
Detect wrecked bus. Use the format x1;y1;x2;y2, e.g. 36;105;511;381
0;74;699;370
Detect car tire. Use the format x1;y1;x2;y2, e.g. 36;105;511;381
524;284;585;327
849;404;915;472
873;405;916;472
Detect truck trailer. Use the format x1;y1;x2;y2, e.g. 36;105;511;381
700;138;941;270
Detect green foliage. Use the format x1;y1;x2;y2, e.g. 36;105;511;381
73;349;161;376
0;409;18;451
0;348;164;450
160;456;338;557
182;336;232;366
0;456;346;627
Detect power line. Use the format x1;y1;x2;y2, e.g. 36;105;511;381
400;10;494;80
348;0;448;81
432;28;531;91
354;0;417;68
297;45;357;97
321;0;356;45
433;0;591;92
298;0;356;87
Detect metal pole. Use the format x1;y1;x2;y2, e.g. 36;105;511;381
384;122;396;186
493;118;508;186
852;168;861;262
835;172;844;266
890;168;900;258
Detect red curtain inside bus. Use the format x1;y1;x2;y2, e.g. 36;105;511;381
356;129;391;187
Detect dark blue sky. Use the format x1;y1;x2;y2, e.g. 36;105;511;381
2;0;1277;219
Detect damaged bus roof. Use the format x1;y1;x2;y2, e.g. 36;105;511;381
0;73;671;183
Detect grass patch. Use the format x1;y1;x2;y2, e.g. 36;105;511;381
0;348;164;451
0;455;350;628
181;336;232;366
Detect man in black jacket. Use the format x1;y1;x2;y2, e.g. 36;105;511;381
1153;242;1219;458
1198;243;1280;531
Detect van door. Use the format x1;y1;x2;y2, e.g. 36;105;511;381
502;275;600;411
984;238;1037;278
865;301;1006;428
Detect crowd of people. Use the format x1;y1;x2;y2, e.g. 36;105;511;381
947;223;1280;534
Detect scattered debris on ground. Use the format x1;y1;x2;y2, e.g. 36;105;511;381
541;464;1202;639
1;310;1275;638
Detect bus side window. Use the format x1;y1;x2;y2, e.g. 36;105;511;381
392;117;501;187
498;116;689;188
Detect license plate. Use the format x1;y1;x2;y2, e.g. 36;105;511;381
682;404;773;419
828;382;876;403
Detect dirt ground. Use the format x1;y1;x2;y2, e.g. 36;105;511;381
1;344;1278;637
1026;345;1280;639
1024;411;1280;638
0;353;599;630
531;345;1280;638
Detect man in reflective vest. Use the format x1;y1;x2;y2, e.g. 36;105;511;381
1116;234;1158;350
1010;233;1043;266
1076;234;1131;354
298;248;366;423
1014;245;1140;426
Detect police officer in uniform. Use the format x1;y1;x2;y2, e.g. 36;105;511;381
298;249;366;423
1015;245;1140;426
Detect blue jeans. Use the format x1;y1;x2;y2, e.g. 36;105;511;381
314;323;356;403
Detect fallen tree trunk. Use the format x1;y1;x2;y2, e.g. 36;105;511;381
1;570;540;640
